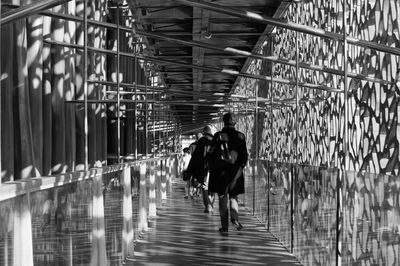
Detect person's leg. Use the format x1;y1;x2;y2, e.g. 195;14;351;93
208;191;215;212
201;187;209;212
230;195;243;230
189;178;194;198
218;193;229;232
184;179;190;198
230;195;239;221
202;173;213;212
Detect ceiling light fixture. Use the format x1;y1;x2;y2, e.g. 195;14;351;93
202;25;212;39
204;30;212;39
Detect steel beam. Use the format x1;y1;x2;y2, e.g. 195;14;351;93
40;10;393;85
152;31;262;36
137;29;392;85
1;0;72;25
137;54;342;92
44;29;340;93
177;0;400;56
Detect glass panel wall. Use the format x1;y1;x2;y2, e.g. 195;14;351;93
0;156;178;266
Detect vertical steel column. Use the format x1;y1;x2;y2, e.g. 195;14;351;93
244;88;248;208
337;1;348;265
343;2;349;189
174;120;178;153
268;35;274;231
116;4;121;164
166;113;170;153
158;93;161;156
292;1;301;254
134;50;138;159
163;110;166;155
152;76;156;158
83;0;89;169
155;91;162;205
253;80;259;215
0;1;2;181
145;71;149;157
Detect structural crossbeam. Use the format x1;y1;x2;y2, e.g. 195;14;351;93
177;0;400;57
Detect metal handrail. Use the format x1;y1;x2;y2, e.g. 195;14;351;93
0;0;71;25
0;155;175;202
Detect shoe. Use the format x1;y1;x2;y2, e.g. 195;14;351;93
184;195;188;199
231;219;243;231
218;228;228;236
236;222;243;231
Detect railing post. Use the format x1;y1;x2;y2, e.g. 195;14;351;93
336;169;341;266
148;161;157;217
139;163;148;232
161;158;167;200
122;166;134;258
13;194;33;266
91;170;107;266
290;164;295;253
172;155;178;180
156;160;162;206
166;157;172;193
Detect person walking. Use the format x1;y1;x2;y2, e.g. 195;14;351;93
208;112;248;235
180;147;192;199
187;132;202;198
189;132;203;154
188;125;216;213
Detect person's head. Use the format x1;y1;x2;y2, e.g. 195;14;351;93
223;112;236;127
195;132;202;140
183;147;190;154
202;125;213;138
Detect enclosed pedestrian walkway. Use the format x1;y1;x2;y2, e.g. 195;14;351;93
1;0;400;265
0;157;304;266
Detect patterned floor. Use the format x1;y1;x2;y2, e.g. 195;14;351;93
125;181;301;266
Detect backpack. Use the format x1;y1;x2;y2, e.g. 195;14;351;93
206;132;230;174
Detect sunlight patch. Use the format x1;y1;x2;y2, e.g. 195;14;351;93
245;11;262;20
21;165;34;179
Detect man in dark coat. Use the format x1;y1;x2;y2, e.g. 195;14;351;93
208;112;248;235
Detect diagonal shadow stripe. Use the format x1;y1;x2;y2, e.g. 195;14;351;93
125;179;301;266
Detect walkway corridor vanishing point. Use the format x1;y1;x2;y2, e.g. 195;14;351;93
126;180;301;266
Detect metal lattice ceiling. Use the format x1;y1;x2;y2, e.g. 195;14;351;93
129;0;288;134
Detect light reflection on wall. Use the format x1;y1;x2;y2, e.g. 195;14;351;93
0;156;178;265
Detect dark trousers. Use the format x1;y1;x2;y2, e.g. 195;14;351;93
218;193;239;230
